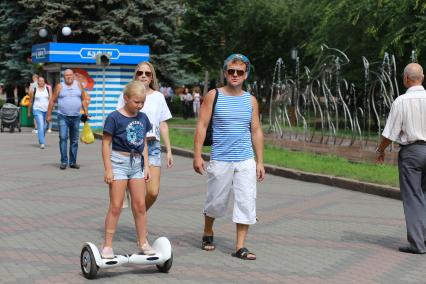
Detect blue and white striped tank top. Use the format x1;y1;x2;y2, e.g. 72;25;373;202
211;90;254;162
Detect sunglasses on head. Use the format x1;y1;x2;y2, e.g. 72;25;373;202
136;70;152;77
227;69;245;76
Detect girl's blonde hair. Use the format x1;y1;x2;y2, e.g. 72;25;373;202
133;61;159;91
124;81;146;98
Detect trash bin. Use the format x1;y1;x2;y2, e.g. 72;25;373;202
20;106;34;127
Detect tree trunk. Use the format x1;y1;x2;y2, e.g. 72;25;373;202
203;70;209;96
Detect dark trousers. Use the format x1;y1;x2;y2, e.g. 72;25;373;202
398;143;426;252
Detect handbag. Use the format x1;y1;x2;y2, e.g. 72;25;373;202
203;88;219;146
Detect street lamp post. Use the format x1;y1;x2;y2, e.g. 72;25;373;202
290;47;298;62
36;26;73;115
289;47;299;126
290;47;299;105
96;53;111;123
38;26;72;42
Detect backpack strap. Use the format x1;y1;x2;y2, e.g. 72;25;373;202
211;88;219;116
32;87;36;104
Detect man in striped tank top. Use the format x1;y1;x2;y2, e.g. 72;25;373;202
193;54;265;260
47;69;89;170
377;63;426;254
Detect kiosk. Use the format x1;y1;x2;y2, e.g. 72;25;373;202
31;42;149;129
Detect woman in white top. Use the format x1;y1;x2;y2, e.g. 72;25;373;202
28;76;50;149
192;86;201;118
116;62;173;216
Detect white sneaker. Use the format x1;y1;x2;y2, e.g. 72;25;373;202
40;144;45;149
47;129;52;133
101;247;114;259
139;241;156;255
32;129;38;134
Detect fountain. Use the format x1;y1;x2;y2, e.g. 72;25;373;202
254;45;416;164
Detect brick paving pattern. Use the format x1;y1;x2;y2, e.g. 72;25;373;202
1;128;426;283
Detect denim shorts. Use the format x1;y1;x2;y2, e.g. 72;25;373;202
111;151;144;180
148;140;161;167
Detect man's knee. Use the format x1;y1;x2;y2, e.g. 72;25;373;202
204;202;227;218
59;133;68;141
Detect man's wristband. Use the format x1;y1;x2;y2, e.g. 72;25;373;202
375;147;385;154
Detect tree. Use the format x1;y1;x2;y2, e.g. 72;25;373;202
0;0;187;85
179;0;242;82
0;1;37;84
230;0;294;81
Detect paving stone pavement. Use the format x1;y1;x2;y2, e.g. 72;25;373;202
1;128;426;283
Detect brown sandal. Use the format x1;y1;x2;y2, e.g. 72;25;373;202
202;235;215;251
232;247;256;260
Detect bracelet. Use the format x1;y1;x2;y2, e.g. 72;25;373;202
375;147;384;154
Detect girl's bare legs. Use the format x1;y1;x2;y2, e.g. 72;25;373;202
145;166;161;211
128;178;148;246
104;180;127;248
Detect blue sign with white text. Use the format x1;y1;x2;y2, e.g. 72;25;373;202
31;43;149;64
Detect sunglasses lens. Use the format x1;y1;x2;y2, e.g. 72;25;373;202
227;69;245;76
136;71;152;77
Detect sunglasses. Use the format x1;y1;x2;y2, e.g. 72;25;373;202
136;70;152;77
227;69;245;76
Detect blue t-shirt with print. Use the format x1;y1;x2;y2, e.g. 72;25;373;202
103;110;152;154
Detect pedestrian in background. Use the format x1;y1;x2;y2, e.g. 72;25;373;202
376;62;426;254
46;69;89;170
192;86;201;118
29;74;39;134
28;75;50;149
0;83;5;106
183;87;193;119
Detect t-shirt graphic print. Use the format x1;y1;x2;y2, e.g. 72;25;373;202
127;120;146;148
103;110;152;154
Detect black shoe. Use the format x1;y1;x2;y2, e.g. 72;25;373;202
70;164;80;169
60;163;67;170
398;246;426;254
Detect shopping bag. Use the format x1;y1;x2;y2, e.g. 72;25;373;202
80;122;95;144
20;95;30;106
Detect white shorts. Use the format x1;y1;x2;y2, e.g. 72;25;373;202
203;159;257;225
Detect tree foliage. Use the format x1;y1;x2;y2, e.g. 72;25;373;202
0;1;36;83
1;0;426;87
0;0;185;85
179;0;426;85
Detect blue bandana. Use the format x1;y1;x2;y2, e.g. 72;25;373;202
223;54;251;75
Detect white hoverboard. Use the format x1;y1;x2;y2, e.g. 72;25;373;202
80;237;173;279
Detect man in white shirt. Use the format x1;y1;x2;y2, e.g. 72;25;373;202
376;63;426;254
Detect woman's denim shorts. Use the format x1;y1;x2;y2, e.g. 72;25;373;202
148;140;162;167
111;151;144;180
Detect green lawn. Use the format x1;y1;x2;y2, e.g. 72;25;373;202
169;127;398;187
167;117;198;126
